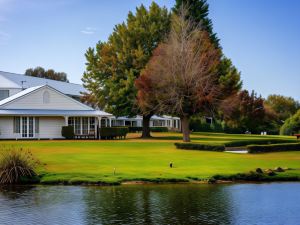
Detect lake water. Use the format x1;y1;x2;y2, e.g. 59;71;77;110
0;183;300;225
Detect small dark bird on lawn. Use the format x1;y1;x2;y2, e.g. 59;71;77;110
170;162;173;168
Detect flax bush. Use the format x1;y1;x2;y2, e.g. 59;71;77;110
0;146;40;184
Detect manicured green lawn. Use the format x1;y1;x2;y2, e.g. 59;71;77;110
1;132;300;184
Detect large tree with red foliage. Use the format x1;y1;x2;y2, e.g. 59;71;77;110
221;90;272;133
136;8;221;142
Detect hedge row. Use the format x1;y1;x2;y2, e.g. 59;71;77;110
128;126;143;133
100;127;128;139
174;143;225;152
61;126;75;139
225;139;298;147
247;143;300;153
151;127;169;132
128;126;169;133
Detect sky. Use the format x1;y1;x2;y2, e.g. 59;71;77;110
0;0;299;100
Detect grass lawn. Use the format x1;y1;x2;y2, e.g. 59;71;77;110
1;132;300;184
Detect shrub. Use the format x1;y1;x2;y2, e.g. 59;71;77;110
62;126;75;139
225;139;298;147
189;117;224;133
128;126;143;133
175;143;225;151
100;127;129;139
247;143;300;153
0;147;40;184
280;110;300;135
150;127;169;132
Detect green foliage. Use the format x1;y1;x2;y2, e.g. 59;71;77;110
247;143;300;154
25;67;68;82
128;126;168;133
100;127;129;139
173;0;242;100
150;127;169;132
222;90;270;134
265;95;300;122
61;126;75;140
280;110;300;135
175;143;225;151
0;147;39;184
82;3;171;117
128;126;143;133
173;0;219;48
218;57;242;98
225;139;299;147
190;117;223;132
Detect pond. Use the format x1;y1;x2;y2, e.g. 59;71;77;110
0;183;300;225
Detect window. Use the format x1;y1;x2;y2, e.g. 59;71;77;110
0;90;9;101
13;117;20;133
153;120;165;127
28;117;34;137
68;117;96;134
82;118;89;134
68;117;74;127
43;91;50;104
22;117;28;137
35;117;39;134
75;117;81;134
89;117;95;131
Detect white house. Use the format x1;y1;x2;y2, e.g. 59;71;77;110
0;85;113;139
111;115;181;130
0;71;181;139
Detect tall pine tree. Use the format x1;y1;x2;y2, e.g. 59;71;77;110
173;0;219;48
173;0;242;103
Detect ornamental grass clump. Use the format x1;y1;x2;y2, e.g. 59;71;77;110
0;147;40;184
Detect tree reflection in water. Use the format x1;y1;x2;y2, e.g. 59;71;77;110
82;184;232;225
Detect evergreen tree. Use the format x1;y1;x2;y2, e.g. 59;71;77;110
173;0;219;48
173;0;242;109
82;3;171;137
25;67;68;82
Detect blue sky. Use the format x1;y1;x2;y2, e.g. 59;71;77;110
0;0;299;100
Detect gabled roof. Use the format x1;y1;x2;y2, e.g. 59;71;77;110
0;71;86;96
0;86;43;106
0;85;92;110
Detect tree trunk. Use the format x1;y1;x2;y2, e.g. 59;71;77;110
141;114;152;138
181;116;190;142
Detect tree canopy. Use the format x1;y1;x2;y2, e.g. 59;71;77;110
221;90;277;134
265;94;300;122
82;2;171;138
173;0;242;103
173;0;219;48
25;67;68;82
82;3;171;117
136;9;221;142
280;110;300;135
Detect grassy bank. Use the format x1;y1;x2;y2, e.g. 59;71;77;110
1;132;299;184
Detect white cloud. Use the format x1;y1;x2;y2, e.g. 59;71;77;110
81;27;97;35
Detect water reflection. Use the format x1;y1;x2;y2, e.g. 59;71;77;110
0;183;300;225
82;185;232;225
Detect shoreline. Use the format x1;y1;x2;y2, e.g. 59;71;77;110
9;176;299;187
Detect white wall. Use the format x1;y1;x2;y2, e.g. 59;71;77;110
39;117;65;139
0;117;15;139
0;116;65;139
